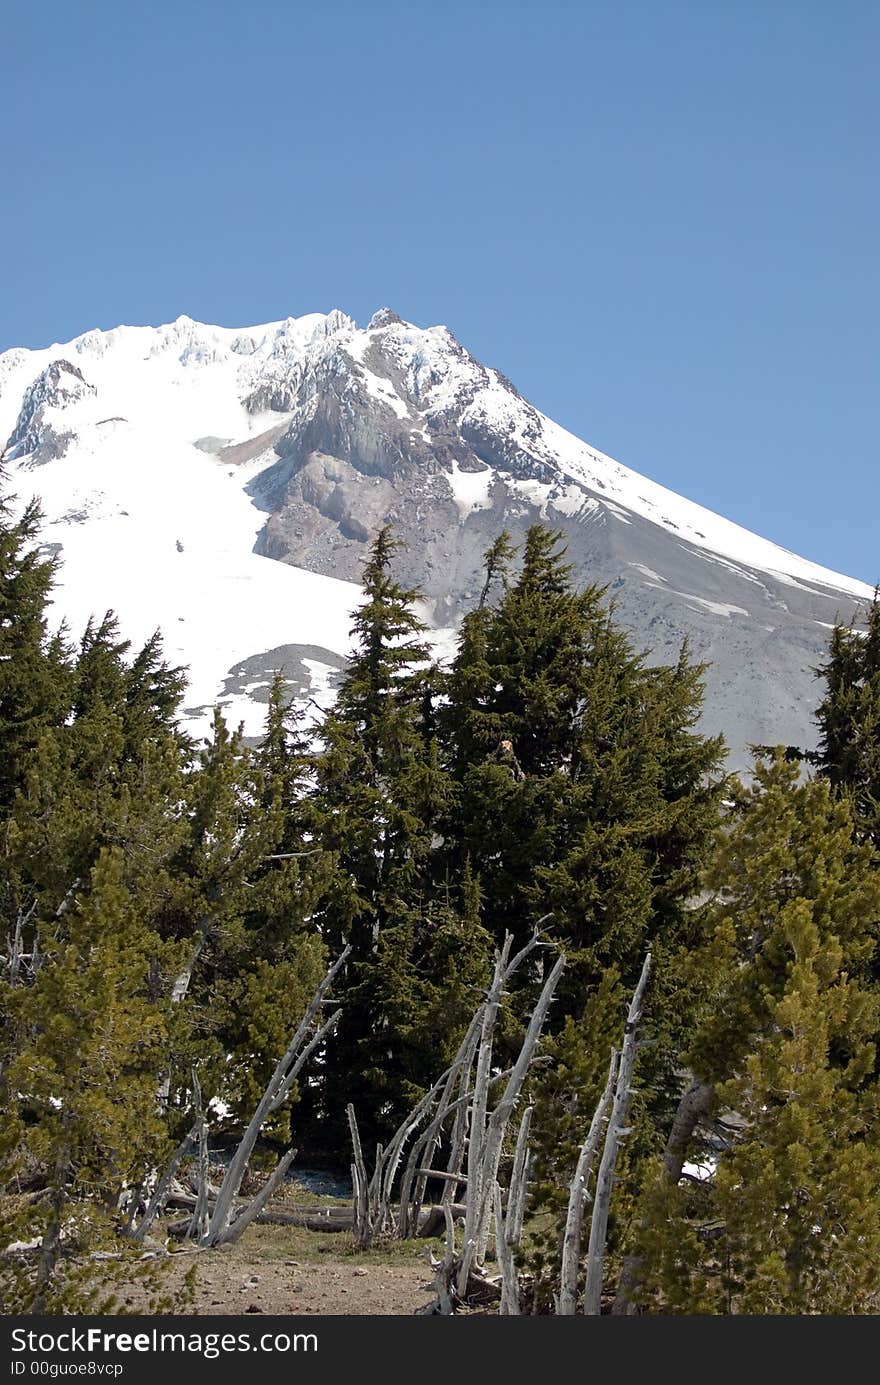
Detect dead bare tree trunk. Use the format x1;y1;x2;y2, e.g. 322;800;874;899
557;1047;619;1314
495;1103;533;1314
188;1071;211;1244
130;1124;198;1242
440;1062;472;1210
417;1204;459;1315
30;1116;72;1315
350;1043;477;1247
458;944;564;1296
397;1013;482;1238
4;902;41;989
582;952;652;1316
348;1105;373;1248
202;944;349;1247
213;1148;298;1247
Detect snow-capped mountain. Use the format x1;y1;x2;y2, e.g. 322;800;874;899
1;309;872;766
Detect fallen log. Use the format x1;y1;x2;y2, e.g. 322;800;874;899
164;1199;466;1241
166;1203;353;1238
415;1260;502;1314
415;1203;467;1239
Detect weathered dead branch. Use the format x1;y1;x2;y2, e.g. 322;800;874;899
557;1047;618;1314
582;951;652;1315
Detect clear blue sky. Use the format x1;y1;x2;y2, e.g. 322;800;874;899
3;1;877;583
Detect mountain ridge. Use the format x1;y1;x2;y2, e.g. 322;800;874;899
1;308;871;768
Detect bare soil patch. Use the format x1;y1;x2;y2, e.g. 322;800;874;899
121;1222;441;1316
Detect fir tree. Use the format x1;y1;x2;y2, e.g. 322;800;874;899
440;526;725;1293
636;754;880;1314
442;527;725;995
814;591;880;849
0;849;186;1312
311;528;489;1146
207;681;332;1135
0;470;71;816
313;528;437;948
4;611;191;1002
151;701;328;1130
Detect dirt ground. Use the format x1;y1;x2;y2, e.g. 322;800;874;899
120;1222;442;1316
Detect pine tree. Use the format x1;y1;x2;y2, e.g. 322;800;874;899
0;470;71;816
3;612;191;1009
712;907;880;1314
0;849;186;1312
313;528;436;946
8;613;189;889
440;527;724;1112
343;865;493;1134
636;754;880;1314
310;528;487;1147
0;470;72;960
204;680;333;1136
441;527;725;994
439;526;725;1295
814;591;880;849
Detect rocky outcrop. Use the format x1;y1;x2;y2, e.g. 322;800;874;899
231;312;867;767
5;359;96;466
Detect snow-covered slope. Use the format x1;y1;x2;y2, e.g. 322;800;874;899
0;315;367;739
1;309;871;762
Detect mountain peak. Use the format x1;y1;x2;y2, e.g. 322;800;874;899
6;358;96;465
368;307;406;330
1;305;871;768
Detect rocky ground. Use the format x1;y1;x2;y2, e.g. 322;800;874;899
121;1221;443;1316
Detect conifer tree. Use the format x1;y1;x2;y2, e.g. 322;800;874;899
311;528;489;1146
0;469;71;816
440;526;725;1291
3;612;191;1012
635;754;880;1314
441;527;725;998
150;700;328;1130
0;849;186;1312
814;591;880;849
205;680;332;1135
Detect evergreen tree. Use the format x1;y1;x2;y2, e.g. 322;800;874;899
440;526;725;1294
150;700;328;1131
3;613;191;1007
441;527;725;998
311;528;490;1147
0;470;73;957
814;591;880;849
0;470;71;816
636;754;880;1314
0;482;321;1294
0;849;186;1312
341;865;493;1133
205;681;333;1136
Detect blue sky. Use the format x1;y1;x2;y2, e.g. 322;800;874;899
3;0;877;583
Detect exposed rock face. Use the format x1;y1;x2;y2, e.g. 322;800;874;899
224;312;867;766
5;359;96;465
0;308;870;768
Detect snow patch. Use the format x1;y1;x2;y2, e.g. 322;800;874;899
357;367;410;420
446;460;494;518
629;563;667;584
643;582;748;619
